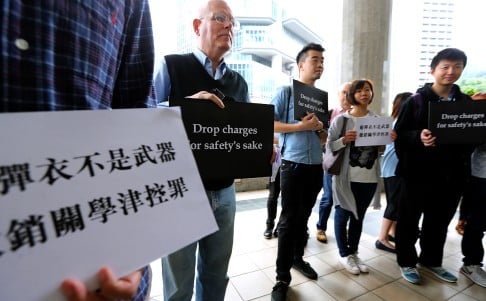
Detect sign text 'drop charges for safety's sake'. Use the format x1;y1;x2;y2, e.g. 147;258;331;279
169;98;275;181
428;101;486;144
292;79;329;125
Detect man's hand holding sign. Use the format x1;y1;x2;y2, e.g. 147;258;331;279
292;79;329;123
292;79;329;144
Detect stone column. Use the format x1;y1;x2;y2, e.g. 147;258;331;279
341;0;392;114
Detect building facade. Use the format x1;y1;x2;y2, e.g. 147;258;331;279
417;0;455;85
170;0;326;104
151;0;462;113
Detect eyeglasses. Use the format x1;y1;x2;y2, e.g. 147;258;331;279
201;12;239;29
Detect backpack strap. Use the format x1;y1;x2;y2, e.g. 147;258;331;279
411;92;424;123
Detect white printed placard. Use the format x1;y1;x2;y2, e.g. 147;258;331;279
0;108;217;301
354;116;394;146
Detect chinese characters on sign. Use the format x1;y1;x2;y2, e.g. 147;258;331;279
0;108;217;301
353;116;394;147
1;142;176;195
1;142;184;256
2;177;188;255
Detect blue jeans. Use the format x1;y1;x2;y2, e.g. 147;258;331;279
162;184;236;301
317;171;333;231
334;182;376;257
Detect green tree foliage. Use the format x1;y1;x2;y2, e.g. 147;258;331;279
458;77;486;95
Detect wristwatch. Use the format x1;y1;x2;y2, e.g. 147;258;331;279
212;88;226;100
315;128;327;138
212;88;235;102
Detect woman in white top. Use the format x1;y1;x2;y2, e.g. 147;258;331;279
328;79;386;275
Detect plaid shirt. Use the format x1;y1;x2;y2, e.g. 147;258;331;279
134;266;151;301
1;0;156;111
1;1;154;299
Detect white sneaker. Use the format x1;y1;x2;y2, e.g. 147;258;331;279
460;265;486;288
340;255;360;275
352;253;369;273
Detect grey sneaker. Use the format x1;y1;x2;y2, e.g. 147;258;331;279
460;265;486;288
351;253;369;273
339;255;360;275
423;266;457;283
401;267;421;284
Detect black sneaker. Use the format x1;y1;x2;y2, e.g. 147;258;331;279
271;281;288;301
263;226;273;239
273;228;279;237
292;259;318;280
264;222;274;239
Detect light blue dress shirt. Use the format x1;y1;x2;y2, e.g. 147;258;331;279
381;120;398;178
272;85;322;164
153;48;230;105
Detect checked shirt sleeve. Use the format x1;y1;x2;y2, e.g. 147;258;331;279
132;265;152;301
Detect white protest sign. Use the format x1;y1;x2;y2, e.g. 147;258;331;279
354;116;394;146
0;107;217;301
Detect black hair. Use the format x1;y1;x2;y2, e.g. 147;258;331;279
430;48;467;69
296;43;325;64
347;79;374;105
391;92;412;119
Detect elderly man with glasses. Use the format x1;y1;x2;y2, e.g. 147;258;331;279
153;1;248;301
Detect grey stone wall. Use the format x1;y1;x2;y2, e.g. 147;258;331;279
235;177;269;192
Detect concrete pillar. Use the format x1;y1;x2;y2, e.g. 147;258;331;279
341;0;392;115
271;54;283;71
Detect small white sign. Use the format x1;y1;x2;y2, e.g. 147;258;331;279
0;107;218;301
354;116;394;146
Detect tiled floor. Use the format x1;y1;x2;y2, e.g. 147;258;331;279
149;190;486;301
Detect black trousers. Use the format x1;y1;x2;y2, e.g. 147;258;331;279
275;160;323;283
383;176;405;221
266;167;281;225
462;175;486;265
396;171;464;267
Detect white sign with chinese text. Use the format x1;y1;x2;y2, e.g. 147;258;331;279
354;116;394;146
0;108;218;301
